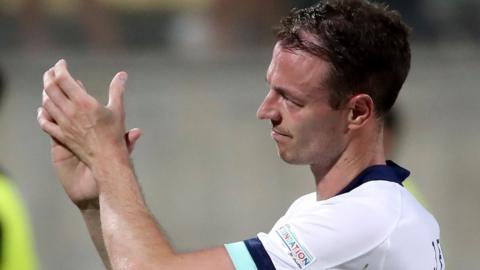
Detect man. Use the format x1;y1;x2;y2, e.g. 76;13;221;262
0;67;38;270
37;0;444;269
0;174;37;270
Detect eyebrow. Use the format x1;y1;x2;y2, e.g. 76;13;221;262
265;77;307;101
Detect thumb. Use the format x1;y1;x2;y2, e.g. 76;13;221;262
125;128;142;154
108;71;128;113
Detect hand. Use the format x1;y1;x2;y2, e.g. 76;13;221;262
38;60;138;208
39;59;128;167
41;117;141;209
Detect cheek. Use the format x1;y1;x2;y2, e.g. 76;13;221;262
296;111;345;145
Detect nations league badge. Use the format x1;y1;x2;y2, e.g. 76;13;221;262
276;224;316;269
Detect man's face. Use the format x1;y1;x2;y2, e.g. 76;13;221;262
257;43;349;166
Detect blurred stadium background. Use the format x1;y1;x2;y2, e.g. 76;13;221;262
0;0;479;269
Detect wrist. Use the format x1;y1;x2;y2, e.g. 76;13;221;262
90;137;129;163
91;150;138;191
90;142;130;174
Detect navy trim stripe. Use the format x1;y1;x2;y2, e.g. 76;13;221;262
336;160;410;196
244;237;276;270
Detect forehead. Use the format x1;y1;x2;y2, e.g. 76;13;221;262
266;43;331;98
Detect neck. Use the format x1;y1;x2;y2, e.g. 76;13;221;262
311;127;385;201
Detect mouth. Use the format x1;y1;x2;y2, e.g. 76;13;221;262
271;128;292;139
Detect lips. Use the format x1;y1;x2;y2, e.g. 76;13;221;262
272;128;291;138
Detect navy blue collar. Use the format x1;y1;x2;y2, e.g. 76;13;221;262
336;160;410;196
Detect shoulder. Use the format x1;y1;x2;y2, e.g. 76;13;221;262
0;174;26;216
286;181;404;236
260;181;405;269
285;192;316;214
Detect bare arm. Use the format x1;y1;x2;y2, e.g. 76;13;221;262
38;69;141;269
38;60;236;269
81;204;112;269
93;154;234;269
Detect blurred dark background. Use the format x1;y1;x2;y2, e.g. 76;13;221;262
1;0;479;51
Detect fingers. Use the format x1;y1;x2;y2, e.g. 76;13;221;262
53;59;85;101
43;68;72;111
37;105;62;147
40;60;132;166
108;72;128;114
37;107;63;141
43;94;68;126
41;60;130;142
125;128;142;154
44;60;99;121
127;128;142;143
42;90;54;122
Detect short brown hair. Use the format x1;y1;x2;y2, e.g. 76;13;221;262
276;0;411;117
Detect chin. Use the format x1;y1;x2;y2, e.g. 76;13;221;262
278;150;307;165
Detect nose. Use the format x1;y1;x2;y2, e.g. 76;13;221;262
256;90;281;121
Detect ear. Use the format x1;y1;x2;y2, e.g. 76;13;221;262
347;94;374;130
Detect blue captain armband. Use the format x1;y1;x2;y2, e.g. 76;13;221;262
225;241;258;270
225;238;276;270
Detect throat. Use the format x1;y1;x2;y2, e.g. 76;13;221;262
311;154;386;201
310;160;350;201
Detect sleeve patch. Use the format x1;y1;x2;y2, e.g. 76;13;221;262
276;224;316;269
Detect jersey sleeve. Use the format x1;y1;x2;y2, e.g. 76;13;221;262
225;238;276;270
224;194;316;270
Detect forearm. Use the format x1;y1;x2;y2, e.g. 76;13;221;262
80;203;112;270
94;155;176;269
39;60;235;270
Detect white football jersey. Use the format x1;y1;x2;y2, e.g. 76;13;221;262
225;161;445;270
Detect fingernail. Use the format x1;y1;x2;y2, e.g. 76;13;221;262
117;72;128;82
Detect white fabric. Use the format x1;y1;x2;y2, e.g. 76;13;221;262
257;181;444;270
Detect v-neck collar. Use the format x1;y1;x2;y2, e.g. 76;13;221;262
336;160;410;196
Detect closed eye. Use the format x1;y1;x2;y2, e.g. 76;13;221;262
265;79;305;107
280;93;303;107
